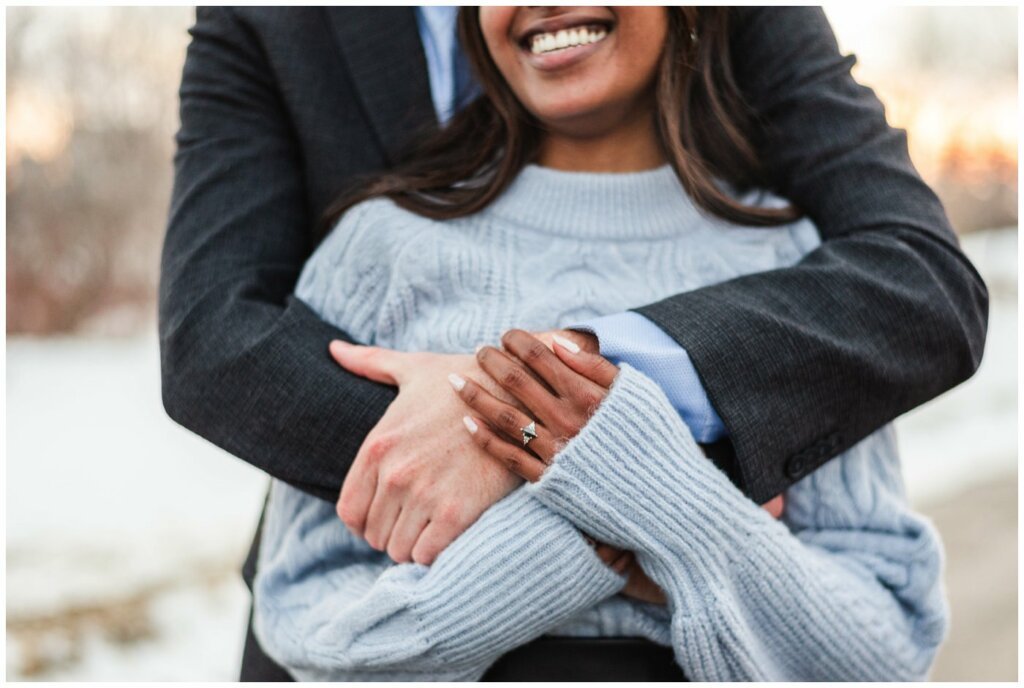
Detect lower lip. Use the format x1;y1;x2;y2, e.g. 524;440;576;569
521;34;611;72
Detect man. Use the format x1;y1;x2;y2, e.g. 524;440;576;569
160;7;987;681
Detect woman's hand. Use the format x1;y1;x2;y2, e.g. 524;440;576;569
452;328;784;605
450;329;658;597
451;329;619;478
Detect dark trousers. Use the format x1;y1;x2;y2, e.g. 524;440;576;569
240;609;293;682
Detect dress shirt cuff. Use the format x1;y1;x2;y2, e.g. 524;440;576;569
570;311;727;443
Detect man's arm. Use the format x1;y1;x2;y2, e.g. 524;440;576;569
632;7;988;503
159;8;392;501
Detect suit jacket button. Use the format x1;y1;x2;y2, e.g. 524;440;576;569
786;453;807;479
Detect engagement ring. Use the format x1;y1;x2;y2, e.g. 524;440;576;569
521;421;538;447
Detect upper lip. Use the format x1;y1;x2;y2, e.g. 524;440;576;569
516;12;614;47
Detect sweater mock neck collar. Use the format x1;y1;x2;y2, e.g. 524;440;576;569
484;163;704;241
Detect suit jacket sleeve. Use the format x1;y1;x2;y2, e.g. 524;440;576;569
159;8;395;501
634;7;989;503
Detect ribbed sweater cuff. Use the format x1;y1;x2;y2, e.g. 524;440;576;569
279;488;626;680
528;360;770;544
528;363;780;594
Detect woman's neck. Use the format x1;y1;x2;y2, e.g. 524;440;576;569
537;107;666;174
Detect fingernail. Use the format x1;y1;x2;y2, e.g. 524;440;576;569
462;416;478;433
553;334;581;354
448;373;466;391
474;344;486;354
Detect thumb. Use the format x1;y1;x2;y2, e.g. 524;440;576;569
329;340;403;386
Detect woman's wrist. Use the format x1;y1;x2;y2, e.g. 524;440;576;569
450;329;783;606
524;363;694;541
449;332;785;568
527;363;773;557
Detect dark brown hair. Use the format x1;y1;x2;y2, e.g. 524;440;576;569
322;7;798;233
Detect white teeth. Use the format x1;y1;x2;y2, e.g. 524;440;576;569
529;25;609;55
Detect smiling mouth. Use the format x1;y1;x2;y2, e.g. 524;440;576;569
522;23;612;56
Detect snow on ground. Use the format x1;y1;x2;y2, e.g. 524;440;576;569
7;334;269;679
6;333;268;618
5;227;1017;680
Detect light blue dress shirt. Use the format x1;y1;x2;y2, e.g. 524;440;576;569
414;7;479;125
414;7;725;441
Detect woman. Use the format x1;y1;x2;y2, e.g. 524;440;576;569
252;7;948;680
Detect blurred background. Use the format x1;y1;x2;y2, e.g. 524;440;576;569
5;6;1018;681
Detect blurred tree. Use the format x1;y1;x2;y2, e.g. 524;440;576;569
6;7;192;334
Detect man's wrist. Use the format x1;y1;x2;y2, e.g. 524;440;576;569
568;312;727;443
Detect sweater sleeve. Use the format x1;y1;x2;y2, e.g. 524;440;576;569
528;363;949;681
252;482;626;681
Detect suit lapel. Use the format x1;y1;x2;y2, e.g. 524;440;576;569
325;7;438;164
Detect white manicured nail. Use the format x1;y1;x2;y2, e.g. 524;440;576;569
462;416;479;433
448;373;466;391
475;344;486;354
553;334;581;354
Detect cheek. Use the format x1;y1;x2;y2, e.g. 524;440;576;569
611;10;668;85
478;6;516;39
479;8;522;87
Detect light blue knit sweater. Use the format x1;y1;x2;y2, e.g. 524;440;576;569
253;164;948;681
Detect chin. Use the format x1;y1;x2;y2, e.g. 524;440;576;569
531;96;637;139
532;98;604;125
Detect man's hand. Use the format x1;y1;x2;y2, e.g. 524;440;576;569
330;330;597;565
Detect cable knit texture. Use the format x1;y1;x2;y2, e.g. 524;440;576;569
252;164;947;680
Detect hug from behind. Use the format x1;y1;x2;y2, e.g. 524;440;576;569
250;7;951;681
161;5;987;682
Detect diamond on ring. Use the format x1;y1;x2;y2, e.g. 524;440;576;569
521;421;538;446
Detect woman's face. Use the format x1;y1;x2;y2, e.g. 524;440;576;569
479;6;668;135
